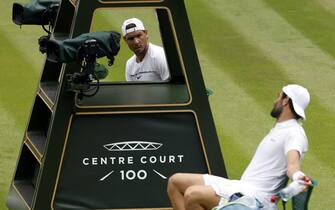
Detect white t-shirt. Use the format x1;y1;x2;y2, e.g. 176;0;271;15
125;43;170;82
241;119;308;209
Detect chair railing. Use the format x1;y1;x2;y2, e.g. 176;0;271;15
283;179;317;210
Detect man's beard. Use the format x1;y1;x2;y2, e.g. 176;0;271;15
271;105;283;118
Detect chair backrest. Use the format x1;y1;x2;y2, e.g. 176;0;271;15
282;179;316;210
291;182;314;210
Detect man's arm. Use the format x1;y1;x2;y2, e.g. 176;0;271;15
125;60;133;81
156;48;170;81
287;150;311;186
286;150;302;179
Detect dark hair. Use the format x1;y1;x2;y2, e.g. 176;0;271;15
282;92;302;120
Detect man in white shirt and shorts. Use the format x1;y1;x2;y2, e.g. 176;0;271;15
167;84;311;210
121;18;170;82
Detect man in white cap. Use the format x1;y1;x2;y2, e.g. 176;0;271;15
167;84;311;210
121;18;170;82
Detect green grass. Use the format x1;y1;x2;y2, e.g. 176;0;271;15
0;0;43;208
1;0;335;209
185;0;335;209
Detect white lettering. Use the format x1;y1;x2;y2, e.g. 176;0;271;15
140;156;147;164
100;157;107;165
92;157;98;165
109;157;115;164
120;170;125;180
149;156;157;163
138;170;147;180
159;156;166;163
128;156;133;164
83;158;89;165
119;157;125;164
126;170;136;180
120;170;148;180
178;155;184;162
169;155;175;163
82;154;185;166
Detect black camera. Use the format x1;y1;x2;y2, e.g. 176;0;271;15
60;33;120;98
77;39;101;80
12;0;60;26
44;31;120;64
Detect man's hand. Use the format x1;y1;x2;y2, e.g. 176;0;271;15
293;171;312;192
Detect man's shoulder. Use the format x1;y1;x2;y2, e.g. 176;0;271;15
148;43;165;58
125;55;138;73
126;55;137;65
272;121;307;143
284;123;308;142
288;122;306;134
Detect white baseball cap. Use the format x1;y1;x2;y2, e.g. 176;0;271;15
121;18;145;37
282;84;310;120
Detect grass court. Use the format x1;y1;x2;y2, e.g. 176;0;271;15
1;0;335;209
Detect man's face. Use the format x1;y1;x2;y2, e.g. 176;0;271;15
124;30;148;56
271;91;285;118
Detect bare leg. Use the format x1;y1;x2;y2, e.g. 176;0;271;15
184;185;220;210
167;173;220;210
167;173;204;210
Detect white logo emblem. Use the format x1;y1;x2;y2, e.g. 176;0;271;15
82;140;184;181
104;141;163;151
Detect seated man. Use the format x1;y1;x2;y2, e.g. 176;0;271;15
121;18;170;82
167;84;311;210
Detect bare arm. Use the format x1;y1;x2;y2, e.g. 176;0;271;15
286;150;302;179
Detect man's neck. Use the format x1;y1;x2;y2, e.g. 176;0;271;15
276;113;296;123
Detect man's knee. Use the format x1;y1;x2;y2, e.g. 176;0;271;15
168;173;186;184
167;173;184;193
167;173;205;197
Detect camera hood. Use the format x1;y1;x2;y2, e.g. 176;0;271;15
12;0;60;25
46;31;121;63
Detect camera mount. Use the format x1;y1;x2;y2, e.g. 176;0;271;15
67;39;106;98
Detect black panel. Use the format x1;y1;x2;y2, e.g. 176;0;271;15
54;112;208;209
40;81;59;106
157;8;185;83
7;185;31;210
27;131;47;157
13;145;40;207
40;61;62;82
53;0;75;36
77;83;189;106
28;96;51;136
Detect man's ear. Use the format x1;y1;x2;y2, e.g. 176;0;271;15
282;96;290;106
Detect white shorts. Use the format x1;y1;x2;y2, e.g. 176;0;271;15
203;174;248;199
203;174;278;210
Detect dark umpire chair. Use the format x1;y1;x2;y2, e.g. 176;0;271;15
283;179;316;210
